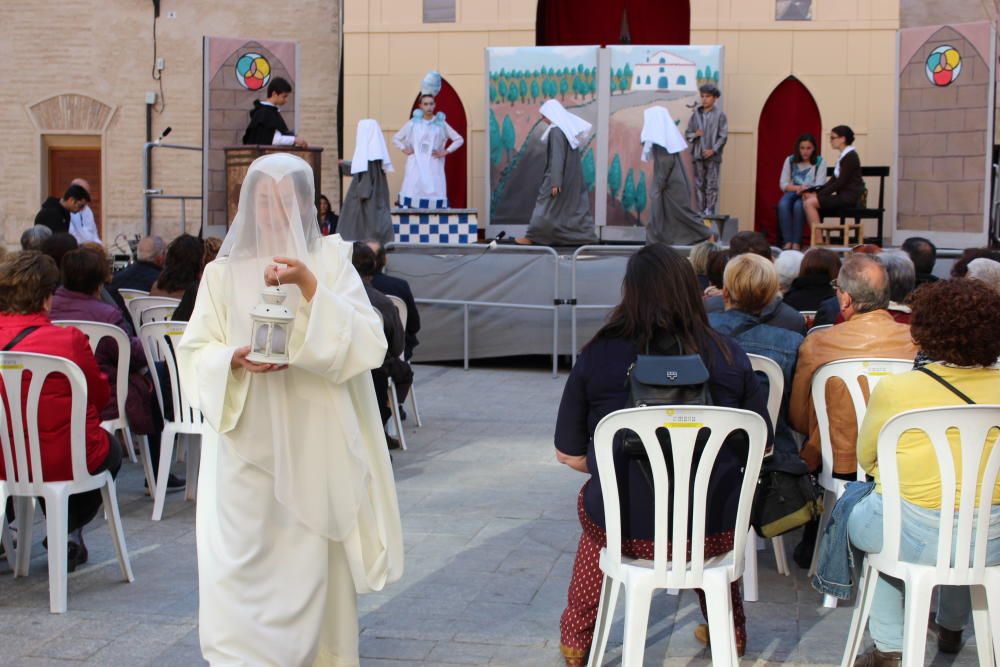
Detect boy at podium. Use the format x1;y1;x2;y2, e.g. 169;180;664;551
242;77;308;148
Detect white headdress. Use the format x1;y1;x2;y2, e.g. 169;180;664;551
539;99;592;150
640;106;688;161
351;119;394;175
420;70;443;97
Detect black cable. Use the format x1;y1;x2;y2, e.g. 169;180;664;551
151;8;165;113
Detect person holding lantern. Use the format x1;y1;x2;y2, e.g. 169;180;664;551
177;153;403;666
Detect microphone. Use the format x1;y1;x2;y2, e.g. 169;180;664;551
488;231;507;250
156;126;172;144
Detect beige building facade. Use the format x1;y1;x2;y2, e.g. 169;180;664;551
344;0;901;237
1;0;341;247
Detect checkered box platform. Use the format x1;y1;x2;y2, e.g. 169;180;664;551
399;196;449;209
392;210;478;244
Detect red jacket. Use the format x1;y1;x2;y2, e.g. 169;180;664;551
0;313;110;482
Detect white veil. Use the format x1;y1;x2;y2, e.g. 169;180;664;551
216;153;372;542
641;106;688;161
351;119;394;175
539;99;592;150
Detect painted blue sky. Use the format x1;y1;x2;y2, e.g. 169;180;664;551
609;45;723;74
488;46;598;76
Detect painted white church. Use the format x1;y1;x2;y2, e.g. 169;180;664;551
632;50;698;92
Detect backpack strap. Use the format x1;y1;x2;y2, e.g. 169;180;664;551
916;366;976;405
2;326;40;352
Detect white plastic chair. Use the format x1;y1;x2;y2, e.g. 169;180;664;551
117;288;149;306
841;405;1000;667
127;296;179;333
807;324;833;335
0;351;134;612
139;305;176;326
138;321;203;521
745;354;792;600
587;406;768;666
51;322;148;477
808;358;914;607
386;294;422;428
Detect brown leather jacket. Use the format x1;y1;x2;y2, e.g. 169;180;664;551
789;310;918;474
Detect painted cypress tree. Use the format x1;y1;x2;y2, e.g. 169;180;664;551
635;172;648;222
497;79;507;101
559;77;568;100
501;115;516;158
530;79;539;103
507;80;519;106
519;79;527;103
489;110;503;166
608;154;623;200
622;169;636;213
582;148;596;192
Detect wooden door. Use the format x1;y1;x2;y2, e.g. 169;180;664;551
48;147;101;235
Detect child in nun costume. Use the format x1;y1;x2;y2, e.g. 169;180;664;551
339;119;395;245
177;153;403;666
641;106;715;246
393;71;464;206
517;100;597;246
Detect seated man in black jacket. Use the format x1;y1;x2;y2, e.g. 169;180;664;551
366;240;421;360
352;243;412;450
34;184;90;234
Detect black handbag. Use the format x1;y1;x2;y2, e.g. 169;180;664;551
751;457;824;538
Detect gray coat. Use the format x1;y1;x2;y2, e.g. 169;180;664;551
525;127;597;246
645;146;712;246
685;106;728;162
338;160;393;245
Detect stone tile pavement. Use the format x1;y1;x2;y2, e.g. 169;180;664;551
0;363;985;666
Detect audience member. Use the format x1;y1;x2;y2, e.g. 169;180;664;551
705;249;729;295
843;279;1000;665
67;178;102;245
352;242;412;450
789;254;918;475
965;257;1000;294
34;184;90;235
688;240;719;290
709;254;803;458
0;251;123;570
40;232;79;270
172;237;224;323
554;244;770;663
774;248;804;294
367;241;421;360
110;236;166;295
704;232;806;333
951;247;1000;278
318;194;339;236
203;236;223;265
20;225;52;251
784;248;840;313
901;236;937;285
150;234;203;299
876;251;916;323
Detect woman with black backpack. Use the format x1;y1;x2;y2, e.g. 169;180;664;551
554;243;772;665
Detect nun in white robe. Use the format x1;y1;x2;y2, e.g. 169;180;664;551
339;119;395;245
641;106;713;246
177;153;403;667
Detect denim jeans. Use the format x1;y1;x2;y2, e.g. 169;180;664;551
848;492;1000;652
777;191;804;245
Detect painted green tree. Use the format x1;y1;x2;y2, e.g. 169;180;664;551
489;85;496;103
501;115;516;158
497;79;507;101
559;77;568;100
489;110;503;166
622;169;636;213
582;148;596;192
519;79;527;103
608;154;623;200
530;79;539;102
635;172;648;222
610;78;619;94
506;80;519;105
622;64;633;93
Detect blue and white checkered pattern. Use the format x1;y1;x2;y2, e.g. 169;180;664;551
400;196;448;209
393;212;478;244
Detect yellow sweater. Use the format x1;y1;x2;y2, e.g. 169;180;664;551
858;363;1000;509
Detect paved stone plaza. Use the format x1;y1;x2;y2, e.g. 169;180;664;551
0;364;985;666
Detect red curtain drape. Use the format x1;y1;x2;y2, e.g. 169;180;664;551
410;78;468;208
536;0;690;46
754;77;822;245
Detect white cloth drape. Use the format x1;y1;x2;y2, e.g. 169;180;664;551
539;99;591;150
640;106;688;161
351;119;394;175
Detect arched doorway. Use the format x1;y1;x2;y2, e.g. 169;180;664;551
536;0;689;46
754;77;822;245
410;77;468;208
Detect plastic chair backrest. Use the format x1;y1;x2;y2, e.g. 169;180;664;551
387;294;408;330
747;354;782;430
127;296;179;331
139;305;176;326
118;289;148;305
51;321;130;426
807;324;833;335
877;406;1000;581
811;358;912;486
0;352;91;489
138;321;202;429
593;405;767;588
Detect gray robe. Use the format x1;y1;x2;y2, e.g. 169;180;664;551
525;128;596;246
646;145;712;246
338;160;393;245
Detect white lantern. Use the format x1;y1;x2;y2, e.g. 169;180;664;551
247;286;295;364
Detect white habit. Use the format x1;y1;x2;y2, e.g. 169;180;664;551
177;154;403;667
392;113;463;203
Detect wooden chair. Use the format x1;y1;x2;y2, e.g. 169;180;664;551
812;166;890;247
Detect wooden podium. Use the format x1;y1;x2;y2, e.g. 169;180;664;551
224;145;323;225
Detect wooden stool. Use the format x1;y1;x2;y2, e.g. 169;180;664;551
810;222;863;247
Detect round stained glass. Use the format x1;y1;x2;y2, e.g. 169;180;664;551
236;53;271;91
925;45;962;87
